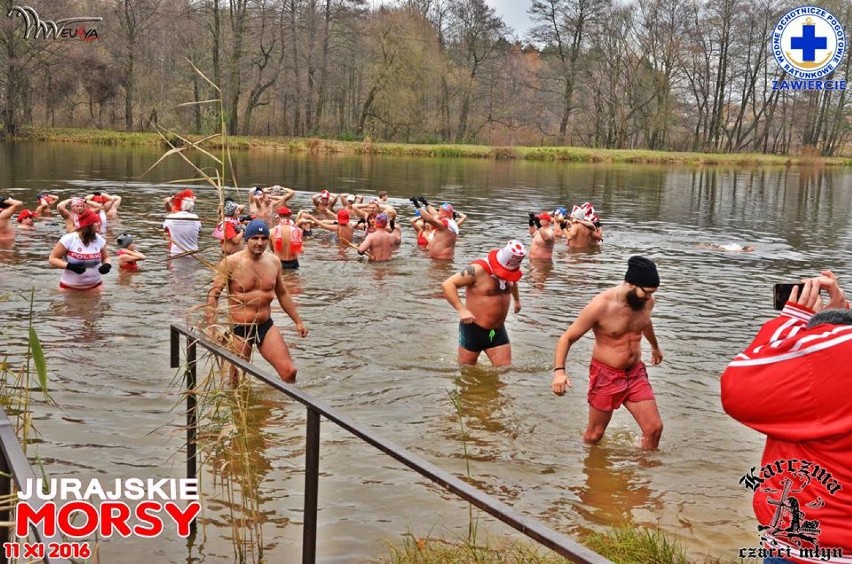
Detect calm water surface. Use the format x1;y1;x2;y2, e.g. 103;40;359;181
1;142;851;563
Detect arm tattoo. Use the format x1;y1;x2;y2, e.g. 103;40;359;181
460;265;476;277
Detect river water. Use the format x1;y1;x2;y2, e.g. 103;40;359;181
1;142;851;563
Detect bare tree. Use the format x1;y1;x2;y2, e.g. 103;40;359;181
447;0;507;143
530;0;607;145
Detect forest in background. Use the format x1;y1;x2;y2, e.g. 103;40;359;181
1;0;850;156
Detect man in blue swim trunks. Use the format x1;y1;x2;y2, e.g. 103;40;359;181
206;219;309;383
442;240;527;366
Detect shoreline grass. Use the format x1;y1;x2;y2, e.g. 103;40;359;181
379;523;723;564
15;126;852;167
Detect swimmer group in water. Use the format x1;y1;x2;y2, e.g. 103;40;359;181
11;182;679;451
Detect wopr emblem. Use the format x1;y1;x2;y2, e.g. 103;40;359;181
773;6;845;80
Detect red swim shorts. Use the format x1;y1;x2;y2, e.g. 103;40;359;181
587;359;655;412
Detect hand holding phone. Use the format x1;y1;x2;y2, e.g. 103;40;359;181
773;283;805;310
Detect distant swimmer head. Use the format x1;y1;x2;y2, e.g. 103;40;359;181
17;209;35;223
223;199;239;217
337;209;350;224
375;213;388;228
70;197;87;214
276;206;292;217
536;212;552;223
117;233;134;248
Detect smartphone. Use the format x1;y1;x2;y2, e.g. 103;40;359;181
773;283;805;310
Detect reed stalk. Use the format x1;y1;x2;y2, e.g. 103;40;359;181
0;290;58;561
157;62;268;562
447;386;479;547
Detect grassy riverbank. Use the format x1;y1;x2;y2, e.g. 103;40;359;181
381;524;730;564
18;126;852;167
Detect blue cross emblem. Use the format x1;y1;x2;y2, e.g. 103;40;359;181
791;24;827;61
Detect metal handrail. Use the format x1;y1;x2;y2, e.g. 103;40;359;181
171;324;610;564
0;406;70;564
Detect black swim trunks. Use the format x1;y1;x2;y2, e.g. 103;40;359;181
232;317;274;346
458;322;509;353
281;259;300;270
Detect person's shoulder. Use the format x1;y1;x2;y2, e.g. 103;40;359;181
262;251;281;268
588;287;616;309
58;231;75;244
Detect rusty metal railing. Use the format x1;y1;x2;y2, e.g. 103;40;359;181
0;406;70;564
171;324;610;564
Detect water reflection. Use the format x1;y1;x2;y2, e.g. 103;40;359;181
452;366;511;439
526;260;554;291
572;444;663;529
2;145;852;561
52;291;109;345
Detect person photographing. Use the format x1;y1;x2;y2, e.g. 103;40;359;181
721;272;852;562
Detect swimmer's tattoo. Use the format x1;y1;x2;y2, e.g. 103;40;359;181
460;265;476;277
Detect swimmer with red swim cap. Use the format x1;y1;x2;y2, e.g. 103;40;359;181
528;211;556;260
48;208;111;290
305;207;356;249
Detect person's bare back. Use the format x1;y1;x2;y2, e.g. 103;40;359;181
566;222;598;249
357;220;401;261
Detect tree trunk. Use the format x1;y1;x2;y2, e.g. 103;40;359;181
289;0;302;135
313;0;331;134
125;43;135;130
226;0;249;135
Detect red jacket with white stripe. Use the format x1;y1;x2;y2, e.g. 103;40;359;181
721;302;852;562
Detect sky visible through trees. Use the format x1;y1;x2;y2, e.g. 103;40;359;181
0;0;850;155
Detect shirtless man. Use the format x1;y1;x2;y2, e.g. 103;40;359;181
356;214;400;261
340;194;363;218
442;240;526;366
206;219;308;383
552;256;664;450
269;206;303;270
88;191;122;220
249;187;283;220
311;189;338;220
528;212;556;260
565;214;602;249
35;193;59;217
0;197;23;243
412;197;458;260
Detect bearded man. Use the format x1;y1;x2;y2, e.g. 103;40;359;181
551;256;664;450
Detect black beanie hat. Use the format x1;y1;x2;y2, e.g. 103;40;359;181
624;256;659;287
